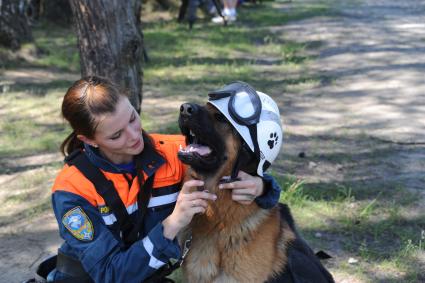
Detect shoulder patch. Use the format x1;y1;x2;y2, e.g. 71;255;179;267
62;206;94;241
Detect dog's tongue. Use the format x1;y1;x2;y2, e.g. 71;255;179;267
181;144;212;156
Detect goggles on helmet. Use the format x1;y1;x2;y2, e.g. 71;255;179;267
208;81;262;127
208;82;263;177
207;81;283;177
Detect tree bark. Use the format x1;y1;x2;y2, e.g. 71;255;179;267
68;0;144;112
0;0;33;50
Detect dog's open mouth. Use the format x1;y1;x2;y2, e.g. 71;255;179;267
178;122;225;174
178;127;219;169
177;103;227;174
180;130;212;156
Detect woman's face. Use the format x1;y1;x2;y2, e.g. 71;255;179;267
89;96;144;164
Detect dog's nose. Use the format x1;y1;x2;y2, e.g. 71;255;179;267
180;103;198;117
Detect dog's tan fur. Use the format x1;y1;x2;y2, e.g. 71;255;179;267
180;105;296;283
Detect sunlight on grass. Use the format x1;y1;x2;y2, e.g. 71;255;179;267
143;3;318;97
0;89;67;158
146;63;258;85
0;164;61;226
337;245;425;283
4;166;56;203
32;22;80;71
278;175;311;206
274;174;424;281
1;20;81;71
141;111;180;134
240;1;333;26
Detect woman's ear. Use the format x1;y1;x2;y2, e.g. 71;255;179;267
77;134;98;148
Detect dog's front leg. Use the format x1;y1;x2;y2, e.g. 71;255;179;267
182;234;221;283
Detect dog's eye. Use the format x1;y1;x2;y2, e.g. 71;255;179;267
214;113;227;123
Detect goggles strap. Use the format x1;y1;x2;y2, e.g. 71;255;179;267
248;125;261;164
229;140;255;180
230;150;242;180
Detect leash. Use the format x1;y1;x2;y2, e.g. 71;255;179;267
144;235;192;283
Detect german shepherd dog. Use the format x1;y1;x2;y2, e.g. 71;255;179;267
177;102;334;283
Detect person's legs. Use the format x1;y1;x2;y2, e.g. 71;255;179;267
203;0;217;16
223;0;237;18
212;0;237;23
187;0;201;25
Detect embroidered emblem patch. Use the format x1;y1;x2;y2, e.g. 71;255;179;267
62;206;94;241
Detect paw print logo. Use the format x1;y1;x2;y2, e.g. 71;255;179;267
268;132;278;149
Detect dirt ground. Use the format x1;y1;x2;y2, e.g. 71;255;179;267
0;0;424;282
283;0;425;227
277;0;425;196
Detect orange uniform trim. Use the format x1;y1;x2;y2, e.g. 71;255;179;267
149;134;187;188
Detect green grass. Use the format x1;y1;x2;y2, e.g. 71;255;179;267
0;21;79;71
142;2;325;98
0;163;61;226
0;89;69;159
275;173;425;282
240;1;332;27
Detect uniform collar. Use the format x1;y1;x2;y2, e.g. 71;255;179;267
83;143;165;176
136;143;165;177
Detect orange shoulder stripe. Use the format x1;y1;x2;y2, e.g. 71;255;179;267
52;164;104;206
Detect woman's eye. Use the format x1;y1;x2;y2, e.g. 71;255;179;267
110;133;121;140
214;113;227;123
130;113;136;123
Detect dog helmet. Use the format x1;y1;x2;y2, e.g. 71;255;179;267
207;81;283;176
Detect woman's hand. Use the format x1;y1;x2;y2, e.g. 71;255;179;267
219;171;264;205
162;179;217;240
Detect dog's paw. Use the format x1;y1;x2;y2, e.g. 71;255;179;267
268;132;278;149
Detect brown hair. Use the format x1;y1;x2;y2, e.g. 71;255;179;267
60;76;155;158
60;76;122;155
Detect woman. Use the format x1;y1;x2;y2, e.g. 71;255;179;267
49;76;282;282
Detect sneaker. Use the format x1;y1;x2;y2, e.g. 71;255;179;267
212;15;225;23
211;15;236;23
227;15;237;22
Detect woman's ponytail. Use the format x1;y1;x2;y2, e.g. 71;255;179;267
60;131;83;156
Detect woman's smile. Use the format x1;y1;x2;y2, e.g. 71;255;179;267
130;139;142;149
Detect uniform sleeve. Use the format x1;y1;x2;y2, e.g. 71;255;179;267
52;190;181;283
254;173;282;209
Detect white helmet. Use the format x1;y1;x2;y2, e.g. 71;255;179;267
207;81;283;176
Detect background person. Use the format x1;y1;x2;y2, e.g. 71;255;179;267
212;0;238;23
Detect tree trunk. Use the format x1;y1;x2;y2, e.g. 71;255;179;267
0;0;33;50
68;0;144;112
